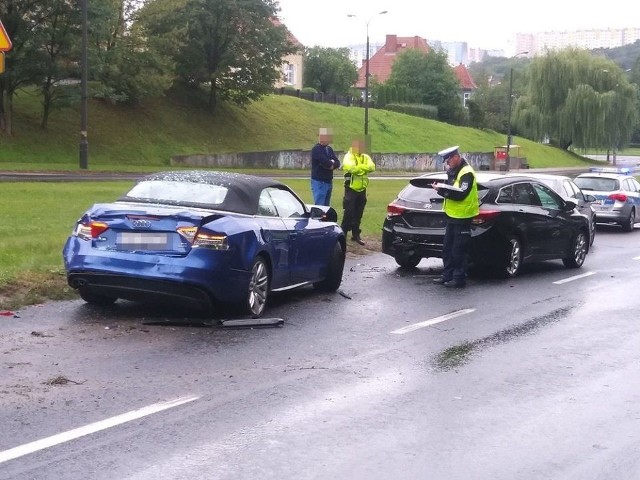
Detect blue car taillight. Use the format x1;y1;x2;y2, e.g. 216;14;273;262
74;220;109;240
177;226;229;250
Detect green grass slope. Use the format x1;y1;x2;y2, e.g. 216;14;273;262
0;87;595;171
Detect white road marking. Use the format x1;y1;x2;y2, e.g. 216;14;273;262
0;395;200;465
391;308;476;334
552;271;597;284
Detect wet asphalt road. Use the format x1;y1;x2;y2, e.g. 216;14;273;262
1;226;640;479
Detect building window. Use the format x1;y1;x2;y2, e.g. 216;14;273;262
283;63;295;86
463;92;471;108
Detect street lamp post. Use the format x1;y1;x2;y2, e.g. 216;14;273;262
348;10;387;141
79;0;88;170
505;51;528;171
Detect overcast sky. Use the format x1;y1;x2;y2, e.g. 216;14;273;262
276;0;635;54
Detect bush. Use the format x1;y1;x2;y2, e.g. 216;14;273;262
301;87;318;94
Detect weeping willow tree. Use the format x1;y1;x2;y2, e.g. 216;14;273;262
514;48;639;151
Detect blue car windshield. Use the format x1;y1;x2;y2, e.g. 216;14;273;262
122;180;229;207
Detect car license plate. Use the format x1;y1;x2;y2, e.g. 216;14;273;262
118;232;169;250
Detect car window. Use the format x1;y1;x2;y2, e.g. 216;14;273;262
532;183;562;209
402;184;443;202
561;180;575;198
513;183;540;206
497;185;514;204
574;177;618;191
567;181;586;200
623;178;638;192
269;188;306;218
124;180;228;206
258;189;278;217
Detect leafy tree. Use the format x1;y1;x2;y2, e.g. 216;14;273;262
89;0;173;105
515;48;639;151
303;46;358;95
37;0;81;129
0;0;51;134
386;49;464;124
140;0;295;111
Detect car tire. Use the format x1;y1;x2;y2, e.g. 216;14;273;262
314;242;345;292
242;256;270;318
78;288;117;306
502;235;522;278
394;253;421;269
589;217;596;246
621;209;635;232
563;230;587;268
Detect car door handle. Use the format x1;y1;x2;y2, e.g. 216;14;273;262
289;232;298;239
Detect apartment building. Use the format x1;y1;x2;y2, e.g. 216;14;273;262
516;27;640;56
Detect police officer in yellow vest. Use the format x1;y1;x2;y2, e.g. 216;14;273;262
341;138;376;245
432;146;479;288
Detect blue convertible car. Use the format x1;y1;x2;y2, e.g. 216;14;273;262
63;171;346;318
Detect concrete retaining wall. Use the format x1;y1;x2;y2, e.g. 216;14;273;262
171;150;498;172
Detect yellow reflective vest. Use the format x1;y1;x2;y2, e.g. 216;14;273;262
444;164;479;219
342;149;376;192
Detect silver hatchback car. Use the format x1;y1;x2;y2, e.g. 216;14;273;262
574;168;640;232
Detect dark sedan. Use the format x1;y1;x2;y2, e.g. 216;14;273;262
382;172;590;277
63;171;346;318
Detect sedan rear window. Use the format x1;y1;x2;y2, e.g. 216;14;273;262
574;177;619;192
122;180;229;206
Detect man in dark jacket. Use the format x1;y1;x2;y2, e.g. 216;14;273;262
432;146;479;288
310;128;340;206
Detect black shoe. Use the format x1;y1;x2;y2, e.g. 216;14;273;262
432;277;448;285
443;280;466;288
351;237;365;246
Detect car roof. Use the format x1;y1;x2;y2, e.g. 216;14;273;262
577;167;637;180
137;170;290;215
412;171;505;186
508;172;571;182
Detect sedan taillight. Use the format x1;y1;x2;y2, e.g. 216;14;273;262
386;203;406;217
609;193;628;202
74;221;109;240
177;226;229;250
473;209;501;225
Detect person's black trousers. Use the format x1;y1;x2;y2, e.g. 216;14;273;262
442;221;471;282
341;187;367;238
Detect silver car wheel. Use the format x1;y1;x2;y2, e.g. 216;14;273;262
563;231;587;268
247;257;269;318
622;209;635;232
506;236;522;277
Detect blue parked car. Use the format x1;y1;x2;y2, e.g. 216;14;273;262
63;171;346;318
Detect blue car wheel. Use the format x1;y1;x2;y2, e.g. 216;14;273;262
244;256;270;318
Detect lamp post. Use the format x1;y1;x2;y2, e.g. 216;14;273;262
348;10;387;140
79;0;88;169
505;50;528;171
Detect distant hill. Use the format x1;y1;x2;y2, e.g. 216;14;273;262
0;86;594;171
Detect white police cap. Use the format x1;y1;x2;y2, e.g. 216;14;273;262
438;145;459;160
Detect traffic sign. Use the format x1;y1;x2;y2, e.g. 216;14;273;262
0;20;12;52
0;53;4;74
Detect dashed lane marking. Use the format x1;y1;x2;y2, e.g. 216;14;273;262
0;395;200;465
552;271;597;284
391;308;476;334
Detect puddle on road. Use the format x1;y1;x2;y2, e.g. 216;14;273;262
432;305;577;372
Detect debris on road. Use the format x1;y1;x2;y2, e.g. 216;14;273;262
221;318;284;328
